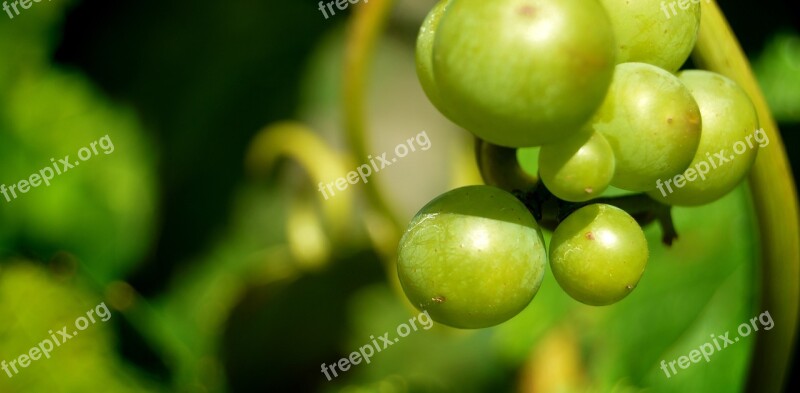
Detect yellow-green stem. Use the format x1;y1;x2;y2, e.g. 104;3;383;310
692;2;800;392
343;0;402;235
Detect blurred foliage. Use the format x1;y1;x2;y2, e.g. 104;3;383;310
0;0;155;283
753;33;800;123
0;0;74;80
0;262;161;392
0;0;796;392
0;69;158;282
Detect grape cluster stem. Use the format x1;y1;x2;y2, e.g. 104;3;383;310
513;181;678;246
476;137;679;245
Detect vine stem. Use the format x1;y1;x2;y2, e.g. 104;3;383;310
692;2;800;392
343;0;402;240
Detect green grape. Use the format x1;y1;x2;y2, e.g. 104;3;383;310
648;70;761;205
397;185;547;329
416;0;452;115
591;62;702;192
516;146;540;180
539;129;615;202
598;0;700;72
430;0;616;147
550;204;648;306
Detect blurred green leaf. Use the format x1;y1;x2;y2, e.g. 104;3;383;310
0;261;164;392
0;0;77;86
0;69;158;283
753;32;800;123
331;283;507;393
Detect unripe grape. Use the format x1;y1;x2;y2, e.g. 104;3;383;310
550;204;648;306
516;146;540;180
598;0;700;72
648;70;761;205
431;0;616;147
416;0;452;115
397;185;547;329
539;129;615;202
591;62;702;192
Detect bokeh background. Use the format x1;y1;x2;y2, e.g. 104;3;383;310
0;0;799;392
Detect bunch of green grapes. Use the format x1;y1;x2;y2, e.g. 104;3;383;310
399;0;761;329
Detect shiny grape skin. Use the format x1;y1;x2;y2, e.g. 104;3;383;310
397;185;547;329
430;0;616;147
599;0;700;72
550;204;649;306
648;70;761;205
590;62;702;192
539;129;616;202
416;0;452;116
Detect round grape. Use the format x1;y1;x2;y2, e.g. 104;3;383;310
397;185;547;329
430;0;616;147
550;204;649;306
516;146;540;179
598;0;700;72
416;0;452;116
539;129;615;202
648;70;761;205
591;62;702;192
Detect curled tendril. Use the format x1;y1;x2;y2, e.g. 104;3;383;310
246;121;354;265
